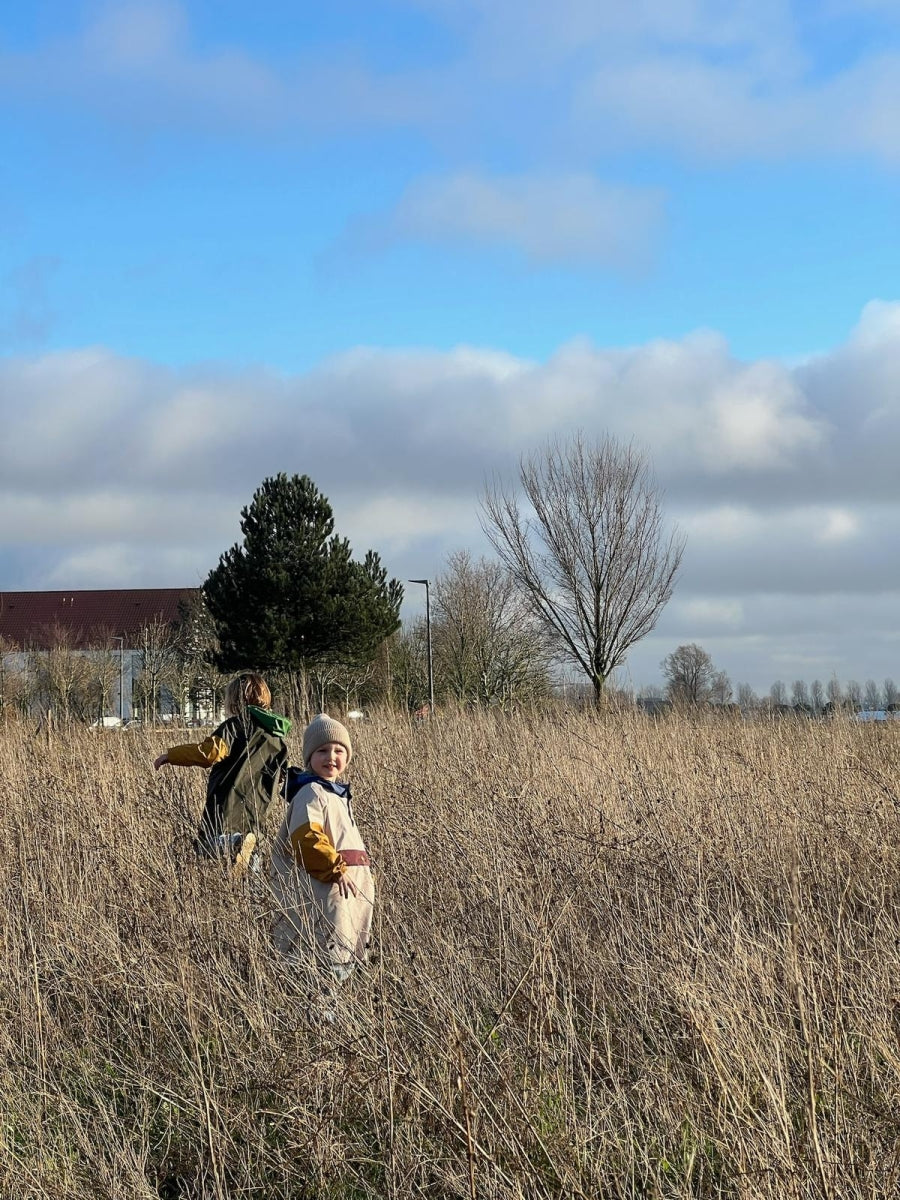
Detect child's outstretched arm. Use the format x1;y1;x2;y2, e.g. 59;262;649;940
153;734;230;772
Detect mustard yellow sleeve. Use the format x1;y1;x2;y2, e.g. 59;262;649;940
165;735;230;768
289;821;346;883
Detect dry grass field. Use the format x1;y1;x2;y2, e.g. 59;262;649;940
1;708;899;1199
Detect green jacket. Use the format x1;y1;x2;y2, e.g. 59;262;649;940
168;706;292;845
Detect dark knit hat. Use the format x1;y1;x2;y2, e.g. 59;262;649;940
303;713;353;767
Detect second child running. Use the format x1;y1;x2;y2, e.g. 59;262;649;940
153;672;291;865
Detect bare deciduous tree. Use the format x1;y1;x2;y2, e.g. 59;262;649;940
172;593;228;722
28;626;95;722
884;678;899;710
736;682;757;712
305;658;378;714
863;679;882;711
0;638;26;720
389;621;429;712
432;551;551;707
661;643;722;705
133;618;178;724
481;434;684;701
791;679;810;710
710;670;733;705
90;636;125;722
332;659;377;713
810;679;825;714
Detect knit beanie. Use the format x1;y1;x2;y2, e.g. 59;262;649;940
303;713;353;767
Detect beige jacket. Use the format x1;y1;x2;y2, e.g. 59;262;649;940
270;773;374;975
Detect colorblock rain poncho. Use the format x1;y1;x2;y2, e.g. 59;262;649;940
270;767;375;979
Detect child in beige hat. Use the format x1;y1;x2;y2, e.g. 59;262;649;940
270;714;374;989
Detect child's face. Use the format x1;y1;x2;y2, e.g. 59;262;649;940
309;742;348;781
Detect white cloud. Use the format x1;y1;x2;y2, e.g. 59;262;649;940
3;300;900;686
0;490;233;547
568;43;900;162
630;589;900;691
675;596;745;629
3;0;900;166
44;544;210;589
819;509;859;542
681;506;762;540
705;362;824;469
683;503;862;558
849;299;900;349
456;0;900;163
340;493;480;556
358;171;665;269
411;0;796;64
0;0;435;137
0;314;871;521
84;1;189;67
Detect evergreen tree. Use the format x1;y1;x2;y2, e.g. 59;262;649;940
203;474;403;673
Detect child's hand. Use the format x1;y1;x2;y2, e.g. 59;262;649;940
337;871;359;899
153;754;169;771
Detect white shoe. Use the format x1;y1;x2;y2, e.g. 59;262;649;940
230;832;257;877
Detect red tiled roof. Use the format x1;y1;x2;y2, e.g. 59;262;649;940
0;589;200;649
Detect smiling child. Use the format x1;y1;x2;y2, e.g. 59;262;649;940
270;713;375;985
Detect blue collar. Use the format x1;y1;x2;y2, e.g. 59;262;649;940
287;767;349;799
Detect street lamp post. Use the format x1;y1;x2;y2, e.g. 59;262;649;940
408;578;434;714
112;636;125;723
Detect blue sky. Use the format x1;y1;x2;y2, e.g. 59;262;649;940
3;0;900;694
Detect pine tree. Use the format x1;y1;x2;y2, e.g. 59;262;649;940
203;474;403;672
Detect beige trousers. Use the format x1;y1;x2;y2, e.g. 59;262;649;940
271;865;375;982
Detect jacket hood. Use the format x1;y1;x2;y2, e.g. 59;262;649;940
247;705;292;737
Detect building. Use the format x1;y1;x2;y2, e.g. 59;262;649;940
0;588;200;720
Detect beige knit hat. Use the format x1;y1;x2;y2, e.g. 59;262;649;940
303;713;353;767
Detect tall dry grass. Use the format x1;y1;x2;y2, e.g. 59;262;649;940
0;709;898;1199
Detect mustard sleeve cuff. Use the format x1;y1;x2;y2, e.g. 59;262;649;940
290;821;346;883
165;735;230;768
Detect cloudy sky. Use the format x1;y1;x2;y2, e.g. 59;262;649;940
2;0;900;694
